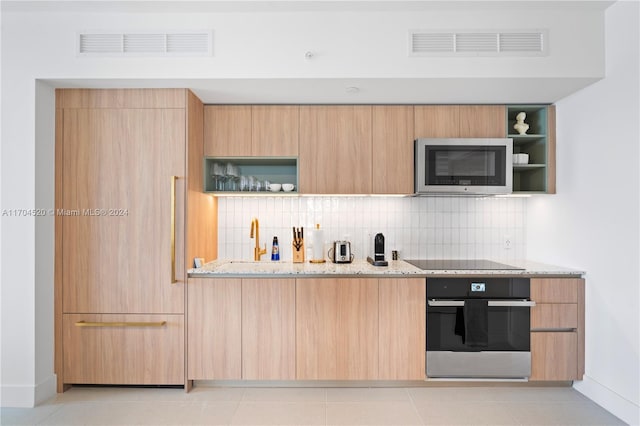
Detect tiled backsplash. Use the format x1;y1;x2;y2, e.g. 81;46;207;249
217;196;526;262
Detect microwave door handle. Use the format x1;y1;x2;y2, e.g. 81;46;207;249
427;300;535;307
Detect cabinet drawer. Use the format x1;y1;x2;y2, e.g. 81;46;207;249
531;278;581;303
531;304;578;330
63;314;184;385
530;331;578;381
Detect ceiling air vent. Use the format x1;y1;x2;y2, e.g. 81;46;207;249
409;30;547;56
78;31;213;56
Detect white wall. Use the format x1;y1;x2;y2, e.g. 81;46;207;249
527;2;640;424
0;1;614;411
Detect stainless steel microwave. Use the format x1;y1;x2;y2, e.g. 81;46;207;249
414;138;513;195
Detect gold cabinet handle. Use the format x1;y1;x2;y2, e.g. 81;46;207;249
75;321;167;327
171;175;178;284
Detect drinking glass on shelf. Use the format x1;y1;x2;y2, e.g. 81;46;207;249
248;176;259;192
210;162;226;191
225;163;239;191
239;175;250;191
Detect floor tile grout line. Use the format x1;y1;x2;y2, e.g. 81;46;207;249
32;404;64;426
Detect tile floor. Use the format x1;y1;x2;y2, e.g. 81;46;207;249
1;385;626;426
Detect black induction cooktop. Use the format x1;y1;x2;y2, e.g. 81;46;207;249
405;259;525;271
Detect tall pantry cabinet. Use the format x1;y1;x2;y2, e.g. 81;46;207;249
55;89;216;391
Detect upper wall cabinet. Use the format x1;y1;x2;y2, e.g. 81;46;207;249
204;105;252;156
414;105;506;139
507;105;556;194
372;106;414;194
204;105;299;157
252;106;299;157
299;106;372;194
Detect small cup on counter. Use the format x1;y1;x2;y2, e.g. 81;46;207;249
282;183;295;192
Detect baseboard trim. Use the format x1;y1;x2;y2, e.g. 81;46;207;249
35;374;57;405
1;374;57;408
573;375;639;425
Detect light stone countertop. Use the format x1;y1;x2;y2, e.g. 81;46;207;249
188;258;585;278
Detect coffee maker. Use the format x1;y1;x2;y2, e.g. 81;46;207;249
367;233;388;266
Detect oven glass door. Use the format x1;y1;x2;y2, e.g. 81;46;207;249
426;304;530;352
425;145;508;187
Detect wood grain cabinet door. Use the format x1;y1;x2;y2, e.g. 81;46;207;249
299;106;372;194
530;332;578;381
203;105;252;156
415;105;506;139
61;108;186;314
414;105;460;138
378;278;426;380
251;106;299;157
63;313;184;385
187;278;242;380
459;105;506;138
296;278;378;379
372;106;414;194
242;279;296;380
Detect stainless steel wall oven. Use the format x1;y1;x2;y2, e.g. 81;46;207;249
426;277;534;379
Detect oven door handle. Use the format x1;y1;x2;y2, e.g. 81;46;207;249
428;299;536;307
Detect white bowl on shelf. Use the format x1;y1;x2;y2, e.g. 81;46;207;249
513;153;529;165
269;183;282;192
282;183;295;192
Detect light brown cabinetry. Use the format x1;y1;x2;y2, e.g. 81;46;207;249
204;105;252;156
204;105;299;157
531;332;578;381
414;105;506;138
55;89;215;391
299;106;372;194
378;278;426;380
187;278;242;380
530;278;585;381
414;105;459;138
62;314;184;385
372;106;415;194
187;278;296;381
187;277;426;382
242;279;296;380
61;106;186;313
251;106;299;156
296;278;379;379
459;105;506;137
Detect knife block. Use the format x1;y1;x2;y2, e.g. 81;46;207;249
292;240;305;263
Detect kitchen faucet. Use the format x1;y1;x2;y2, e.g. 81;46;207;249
249;218;267;261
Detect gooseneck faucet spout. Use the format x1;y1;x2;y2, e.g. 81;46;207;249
250;218;267;261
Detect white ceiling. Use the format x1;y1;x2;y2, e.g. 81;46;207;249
2;0;615;14
24;0;612;103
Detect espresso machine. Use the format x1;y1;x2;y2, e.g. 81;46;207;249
367;233;388;266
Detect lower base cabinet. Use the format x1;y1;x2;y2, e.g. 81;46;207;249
530;278;585;381
531;332;578;381
242;279;296;380
296;278;379;380
187;277;426;381
63;313;184;385
378;278;426;380
187;278;242;380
